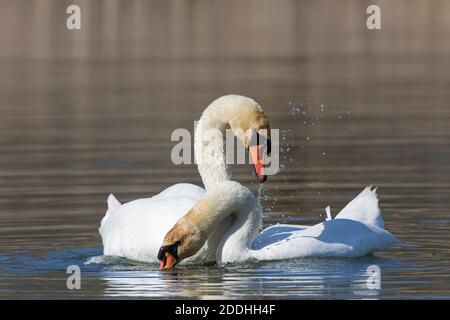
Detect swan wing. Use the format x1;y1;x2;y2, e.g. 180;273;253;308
99;183;205;263
252;219;398;261
252;224;307;250
251;187;398;261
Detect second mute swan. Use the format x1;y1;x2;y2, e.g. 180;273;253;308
159;181;398;269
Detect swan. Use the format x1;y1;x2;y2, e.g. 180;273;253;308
158;181;399;269
99;95;271;263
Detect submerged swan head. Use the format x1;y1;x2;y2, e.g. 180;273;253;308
196;95;271;186
158;215;206;269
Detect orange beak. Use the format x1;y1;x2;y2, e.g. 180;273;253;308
159;252;177;270
250;144;267;183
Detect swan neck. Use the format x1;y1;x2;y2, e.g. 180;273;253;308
187;181;258;245
194;109;233;190
218;198;262;261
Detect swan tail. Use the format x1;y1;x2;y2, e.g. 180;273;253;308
107;193;121;214
335;186;384;228
99;194;121;234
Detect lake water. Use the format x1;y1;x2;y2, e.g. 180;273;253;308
0;0;449;299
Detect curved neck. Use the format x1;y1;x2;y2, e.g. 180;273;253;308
194;114;231;190
217;201;262;262
194;100;234;189
186;181;262;260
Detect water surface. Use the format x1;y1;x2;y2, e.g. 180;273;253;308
0;0;449;299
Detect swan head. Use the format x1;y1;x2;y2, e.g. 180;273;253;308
226;95;271;183
158;216;205;270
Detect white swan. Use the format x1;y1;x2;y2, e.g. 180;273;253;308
100;95;271;263
158;181;399;268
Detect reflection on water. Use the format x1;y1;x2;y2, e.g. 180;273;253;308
0;0;450;299
102;259;398;299
0;248;403;299
0;245;448;299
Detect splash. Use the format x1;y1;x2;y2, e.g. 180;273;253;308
257;183;265;216
258;183;265;202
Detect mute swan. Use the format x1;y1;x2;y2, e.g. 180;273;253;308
100;95;271;263
158;181;399;269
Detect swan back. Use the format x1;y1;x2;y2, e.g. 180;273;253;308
99;183;205;262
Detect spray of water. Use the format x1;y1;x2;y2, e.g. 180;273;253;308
257;183;265;219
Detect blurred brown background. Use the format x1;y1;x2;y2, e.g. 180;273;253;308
0;0;449;253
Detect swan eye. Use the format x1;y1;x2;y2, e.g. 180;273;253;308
157;240;181;261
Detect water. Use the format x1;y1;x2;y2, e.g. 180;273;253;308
1;0;450;299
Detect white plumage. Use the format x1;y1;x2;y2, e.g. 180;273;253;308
98;95;398;265
100;184;398;264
